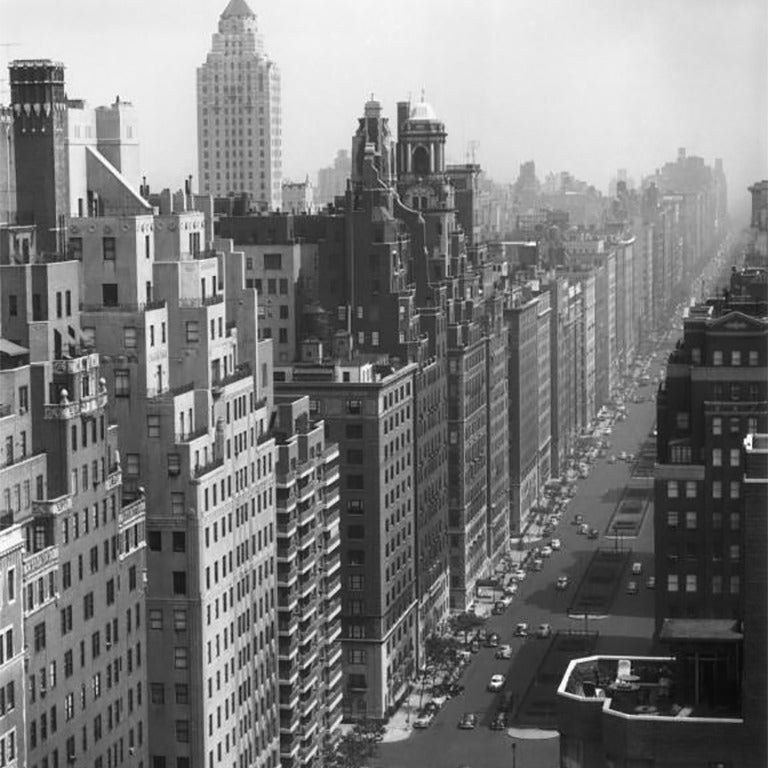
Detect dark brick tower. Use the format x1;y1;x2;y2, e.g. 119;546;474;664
9;60;69;254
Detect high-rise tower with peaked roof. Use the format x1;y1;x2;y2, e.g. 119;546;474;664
197;0;282;211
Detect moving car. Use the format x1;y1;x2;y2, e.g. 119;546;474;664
511;569;527;582
578;523;590;535
413;714;433;729
573;513;584;526
485;633;500;648
541;545;553;558
588;528;599;540
550;538;561;551
492;602;506;616
490;711;507;730
531;558;544;571
514;622;529;637
619;451;628;460
495;644;512;659
556;575;570;590
458;712;477;730
632;562;643;575
626;581;639;595
487;674;505;691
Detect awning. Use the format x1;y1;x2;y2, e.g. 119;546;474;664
0;339;29;356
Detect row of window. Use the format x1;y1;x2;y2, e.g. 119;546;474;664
708;349;760;366
666;574;740;593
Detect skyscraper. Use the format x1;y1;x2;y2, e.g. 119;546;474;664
197;0;282;211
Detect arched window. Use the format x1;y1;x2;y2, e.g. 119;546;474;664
412;145;429;176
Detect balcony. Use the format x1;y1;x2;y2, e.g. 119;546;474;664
178;294;224;308
80;299;166;313
279;710;300;734
278;637;299;661
174;425;208;443
277;541;297;562
325;576;341;601
276;512;297;537
277;561;298;587
279;687;300;710
118;496;145;530
104;467;122;492
323;505;340;529
193;456;224;478
326;663;343;690
44;391;107;420
297;526;315;551
31;493;73;518
0;404;12;419
211;363;252;397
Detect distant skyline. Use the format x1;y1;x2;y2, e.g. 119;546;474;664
3;0;766;219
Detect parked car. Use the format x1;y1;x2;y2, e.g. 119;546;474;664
413;714;433;729
632;562;643;575
511;569;527;582
556;575;570;590
495;644;512;659
536;623;552;638
487;674;506;691
550;538;561;551
541;545;553;558
514;622;529;637
578;523;590;535
626;581;639;595
504;584;518;597
492;602;506;616
469;639;480;652
646;576;656;589
486;633;500;648
490;711;507;730
531;558;544;571
458;712;477;730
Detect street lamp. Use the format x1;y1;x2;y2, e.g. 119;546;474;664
510;738;517;768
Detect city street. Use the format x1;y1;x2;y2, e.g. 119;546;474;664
376;357;674;768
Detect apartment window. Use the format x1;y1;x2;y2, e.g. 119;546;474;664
148;531;162;551
346;475;364;490
84;592;94;620
372;331;380;346
167;454;181;475
730;384;741;401
685;511;697;530
147;415;161;438
667;574;679;592
8;295;17;316
279;304;289;319
102;237;116;260
175;684;189;704
279;278;288;295
729;481;740;499
125;454;140;477
34;622;46;651
348;649;367;664
666;481;678;498
685;574;697;592
172;571;187;595
729;544;740;561
173;610;187;632
114;369;130;397
65;692;75;720
676;412;689;430
347;550;365;566
123;327;137;349
691;347;701;364
174;648;188;669
730;576;740;594
267;279;276;294
712;449;722;467
172;532;186;553
106;579;115;606
347;500;364;514
170;493;184;516
149;610;163;631
749;350;759;366
712;481;722;499
263;253;281;270
730;350;741;366
729;448;740;467
348;574;364;590
712;575;722;594
102;284;118;306
175;720;190;743
346;399;362;415
712;350;722;366
346;449;364;465
666;511;679;529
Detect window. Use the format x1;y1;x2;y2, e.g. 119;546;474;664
102;237;116;260
730;512;740;530
263;253;282;270
712;480;722;498
730;575;740;594
123;327;137;349
172;571;187;595
148;531;162;551
167;454;181;475
279;304;289;320
676;412;689;430
114;369;130;397
8;295;17;316
174;648;189;669
175;684;189;704
175;720;190;743
102;283;118;306
346;474;364;490
172;532;186;553
347;500;364;514
685;481;696;498
712;350;722;366
149;610;163;631
731;350;741;366
34;622;46;651
83;592;94;620
173;610;187;632
712;417;722;435
147;415;161;438
346;399;362;415
712;575;722;594
187;315;206;347
346;450;363;465
666;511;679;529
170;493;184;516
685;511;697;530
712;449;722;467
346;424;363;439
347;550;365;566
749;350;759;366
729;481;740;499
125;454;140;476
348;574;364;590
106;579;115;606
348;649;367;664
150;684;164;704
685;574;697;592
667;574;678;592
666;481;678;498
729;448;740;467
729;544;740;561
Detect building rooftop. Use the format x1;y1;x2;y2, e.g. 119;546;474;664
559;654;742;721
221;0;255;18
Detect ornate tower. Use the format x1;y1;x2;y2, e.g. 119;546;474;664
350;97;395;188
10;59;69;253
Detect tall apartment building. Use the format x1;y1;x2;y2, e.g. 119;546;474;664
0;238;148;767
654;268;768;631
315;150;350;209
272;394;343;766
276;358;418;721
197;0;282;210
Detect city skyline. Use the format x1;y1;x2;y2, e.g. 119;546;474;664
3;0;766;217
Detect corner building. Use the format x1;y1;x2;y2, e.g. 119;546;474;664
197;0;282;210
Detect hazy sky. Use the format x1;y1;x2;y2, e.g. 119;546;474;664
3;0;767;219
